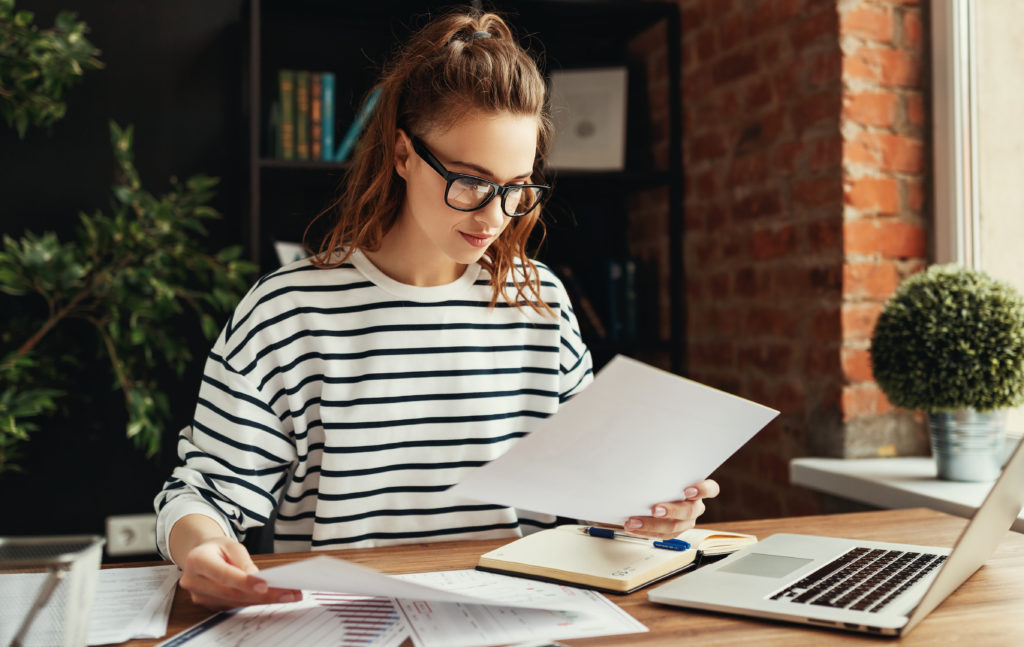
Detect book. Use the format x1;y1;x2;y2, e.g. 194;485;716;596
310;72;322;160
295;70;310;160
477;524;757;594
321;72;335;160
333;86;381;163
278;70;295;160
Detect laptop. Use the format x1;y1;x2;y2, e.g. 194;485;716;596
648;436;1024;636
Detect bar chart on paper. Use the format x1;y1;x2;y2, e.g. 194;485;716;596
157;593;407;647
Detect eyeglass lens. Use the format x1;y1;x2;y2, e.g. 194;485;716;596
447;178;542;216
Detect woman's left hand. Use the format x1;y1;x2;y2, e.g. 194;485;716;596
623;479;721;539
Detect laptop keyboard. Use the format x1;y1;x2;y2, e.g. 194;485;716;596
769;547;947;613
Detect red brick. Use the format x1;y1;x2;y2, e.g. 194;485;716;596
696;28;716;64
794;91;842;130
792;10;840;51
841;302;883;339
718;13;749;52
774;141;804;172
745;79;774;110
809;50;842;87
808;136;843;172
734;189;783;220
903;9;923;50
906;92;925;126
811;308;841;342
772;381;808;414
746;306;798;337
843;91;898;127
843;262;901;299
841;5;894;43
843;177;900;213
845;46;921;87
692;133;726;162
907;179;925;211
807;218;843;254
844;218;926;258
714;50;759;85
842;383;894;421
729;153;769;185
851;132;924;173
805;344;841;376
695;169;718;200
842;347;875;383
794;177;842;208
750;225;798;260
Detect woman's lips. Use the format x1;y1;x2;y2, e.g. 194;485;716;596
460;231;494;248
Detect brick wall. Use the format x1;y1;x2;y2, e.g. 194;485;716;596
627;0;930;521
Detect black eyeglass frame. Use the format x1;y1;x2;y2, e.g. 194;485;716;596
410;136;550;218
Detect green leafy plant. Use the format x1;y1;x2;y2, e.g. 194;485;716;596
870;264;1024;413
0;121;256;472
0;0;104;138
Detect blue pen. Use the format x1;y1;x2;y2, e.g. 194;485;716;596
582;526;691;551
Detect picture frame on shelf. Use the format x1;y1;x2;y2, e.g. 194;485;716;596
546;67;628;171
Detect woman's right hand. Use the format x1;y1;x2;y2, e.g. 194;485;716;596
178;536;302;610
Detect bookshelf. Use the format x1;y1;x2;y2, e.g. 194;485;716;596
244;0;684;372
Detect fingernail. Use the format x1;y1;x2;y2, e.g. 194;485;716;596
251;580;268;593
625;518;643;529
279;592;302;603
653;506;667;518
684;487;699;499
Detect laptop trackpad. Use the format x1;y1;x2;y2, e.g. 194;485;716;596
719;553;814;578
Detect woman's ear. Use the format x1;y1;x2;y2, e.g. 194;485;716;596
394;129;412;180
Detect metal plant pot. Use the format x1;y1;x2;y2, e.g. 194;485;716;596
927;409;1006;482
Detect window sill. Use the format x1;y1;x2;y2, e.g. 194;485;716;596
790;455;1024;533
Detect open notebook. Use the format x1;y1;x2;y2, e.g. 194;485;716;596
477;525;756;594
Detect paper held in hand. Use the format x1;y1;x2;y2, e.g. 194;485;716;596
447;355;779;525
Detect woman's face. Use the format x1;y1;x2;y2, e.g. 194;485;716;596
395;111;539;267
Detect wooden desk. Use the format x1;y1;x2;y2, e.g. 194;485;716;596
121;508;1024;646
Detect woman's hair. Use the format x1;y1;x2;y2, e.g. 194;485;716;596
307;9;553;314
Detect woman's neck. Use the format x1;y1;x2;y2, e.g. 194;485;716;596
363;224;467;287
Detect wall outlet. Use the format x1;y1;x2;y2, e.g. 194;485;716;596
105;513;158;557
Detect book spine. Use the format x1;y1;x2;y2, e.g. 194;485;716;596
334;86;381;163
310;72;322;160
278;70;295;160
295;70;310;160
321;72;335;162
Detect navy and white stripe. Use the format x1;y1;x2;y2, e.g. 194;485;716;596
155;250;593;557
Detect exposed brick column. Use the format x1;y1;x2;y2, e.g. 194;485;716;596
624;1;930;520
839;0;929;456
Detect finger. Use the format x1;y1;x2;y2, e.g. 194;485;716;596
188;544;258;594
622;515;699;539
182;572;303;609
650;498;707;522
697;478;721;499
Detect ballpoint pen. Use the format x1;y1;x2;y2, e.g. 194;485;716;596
580;526;692;551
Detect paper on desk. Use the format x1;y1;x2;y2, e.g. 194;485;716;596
257;556;590;611
87;564;180;645
448;354;779;524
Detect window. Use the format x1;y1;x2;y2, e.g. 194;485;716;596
932;0;1024;432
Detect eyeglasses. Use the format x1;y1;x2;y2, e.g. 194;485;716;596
410;136;550;218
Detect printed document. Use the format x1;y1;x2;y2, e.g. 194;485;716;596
448;354;779;524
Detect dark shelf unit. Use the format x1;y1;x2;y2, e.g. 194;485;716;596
244;0;684;373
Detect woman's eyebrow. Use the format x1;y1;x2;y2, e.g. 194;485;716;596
451;159;532;182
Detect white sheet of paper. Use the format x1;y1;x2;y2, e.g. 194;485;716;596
394;570;647;647
448;355;779;524
256;556;590;611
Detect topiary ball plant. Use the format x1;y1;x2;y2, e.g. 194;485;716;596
870;264;1024;413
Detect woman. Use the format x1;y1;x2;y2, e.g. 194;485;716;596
155;9;719;610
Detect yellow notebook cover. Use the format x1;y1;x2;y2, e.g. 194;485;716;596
477;525;756;594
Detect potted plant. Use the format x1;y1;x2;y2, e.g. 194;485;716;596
869;264;1024;481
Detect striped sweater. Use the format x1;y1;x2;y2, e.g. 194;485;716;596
154;250;593;558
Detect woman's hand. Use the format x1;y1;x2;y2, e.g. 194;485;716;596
623;479;721;540
178;536;302;610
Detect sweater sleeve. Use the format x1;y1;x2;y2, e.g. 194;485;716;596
154;337;296;560
556;281;594;401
